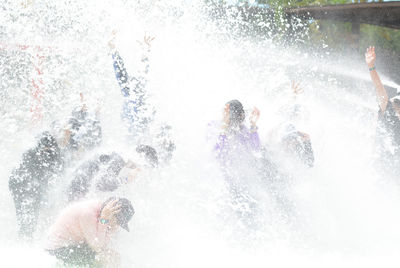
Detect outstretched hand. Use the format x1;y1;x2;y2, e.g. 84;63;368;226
249;107;260;127
365;46;376;68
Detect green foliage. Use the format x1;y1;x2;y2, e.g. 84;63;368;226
255;0;400;55
360;25;400;54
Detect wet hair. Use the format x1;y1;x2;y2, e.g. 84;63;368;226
226;100;245;129
136;145;158;167
38;131;58;149
282;131;314;167
99;154;112;164
36;131;63;170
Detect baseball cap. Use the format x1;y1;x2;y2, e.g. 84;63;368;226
104;197;135;232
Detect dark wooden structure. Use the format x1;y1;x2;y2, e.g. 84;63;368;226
285;2;400;29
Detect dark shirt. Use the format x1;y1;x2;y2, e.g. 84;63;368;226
68;107;102;151
9;132;63;192
68;153;126;201
377;101;400;155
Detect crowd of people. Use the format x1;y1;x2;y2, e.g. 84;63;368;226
6;40;399;267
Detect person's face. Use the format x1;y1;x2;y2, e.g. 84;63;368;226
223;104;231;121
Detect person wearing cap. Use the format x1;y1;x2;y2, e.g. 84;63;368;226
365;46;400;176
67;152;142;202
9;131;64;240
45;197;134;267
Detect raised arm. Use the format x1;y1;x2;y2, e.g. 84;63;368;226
111;50;131;97
130;35;155;105
365;46;388;112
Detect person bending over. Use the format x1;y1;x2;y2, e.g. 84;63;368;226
67;148;157;202
45;197;134;267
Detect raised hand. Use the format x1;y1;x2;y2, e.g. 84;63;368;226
108;30;117;49
144;35;155;47
249;107;260;127
291;81;303;95
365;46;376;68
138;34;155;50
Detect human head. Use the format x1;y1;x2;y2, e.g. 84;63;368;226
226;100;245;129
281;126;314;167
391;95;400;113
136;144;158;167
154;124;175;164
37;131;61;164
101;197;135;232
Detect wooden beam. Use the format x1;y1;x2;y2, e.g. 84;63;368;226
285;2;400;29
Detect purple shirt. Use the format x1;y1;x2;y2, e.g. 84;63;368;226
213;124;261;167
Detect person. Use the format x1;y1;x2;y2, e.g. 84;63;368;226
270;82;314;168
9;93;102;240
213;100;264;228
67;93;102;153
215;100;261;165
109;32;155;134
67;151;145;202
9;131;64;240
280;124;314;168
136;144;159;168
365;46;400;177
45;197;134;267
108;32;175;164
50;92;102;163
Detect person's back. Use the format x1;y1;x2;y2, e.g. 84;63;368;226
68;153;128;202
68;106;102;152
9;131;63;239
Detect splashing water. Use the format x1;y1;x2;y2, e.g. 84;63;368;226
1;0;400;267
